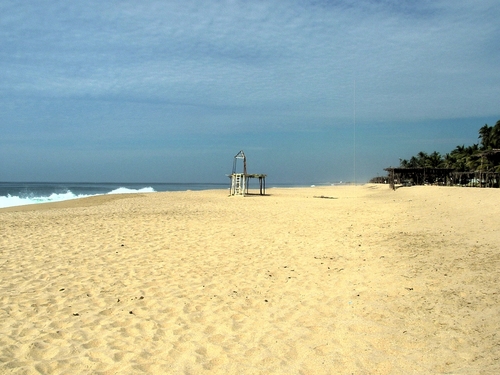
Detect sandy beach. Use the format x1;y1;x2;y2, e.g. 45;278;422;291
1;184;499;374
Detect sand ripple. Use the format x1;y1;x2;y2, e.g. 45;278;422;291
1;186;499;374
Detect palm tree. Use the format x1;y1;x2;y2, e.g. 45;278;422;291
399;159;410;168
491;120;500;149
443;153;456;169
479;124;492;149
416;151;428;167
409;156;419;168
427;151;443;168
395;120;500;179
464;144;481;171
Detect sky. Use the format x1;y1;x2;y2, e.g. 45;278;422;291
1;0;499;184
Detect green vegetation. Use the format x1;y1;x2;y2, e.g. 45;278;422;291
399;120;500;173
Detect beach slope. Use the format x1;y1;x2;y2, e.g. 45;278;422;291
1;185;499;374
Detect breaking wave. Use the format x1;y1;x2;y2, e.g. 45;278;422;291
0;187;155;209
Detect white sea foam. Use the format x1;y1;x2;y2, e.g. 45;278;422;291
0;187;155;209
108;187;155;194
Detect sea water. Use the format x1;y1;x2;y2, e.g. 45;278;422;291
0;182;228;209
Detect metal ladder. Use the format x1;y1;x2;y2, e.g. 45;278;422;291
231;173;245;195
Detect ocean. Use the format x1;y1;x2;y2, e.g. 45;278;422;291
0;182;228;209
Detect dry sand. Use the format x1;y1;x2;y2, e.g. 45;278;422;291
1;184;499;374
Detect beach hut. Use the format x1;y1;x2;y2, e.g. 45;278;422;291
384;167;455;190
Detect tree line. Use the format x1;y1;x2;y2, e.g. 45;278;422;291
398;120;500;173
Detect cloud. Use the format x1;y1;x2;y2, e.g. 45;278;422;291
0;0;499;182
3;1;498;118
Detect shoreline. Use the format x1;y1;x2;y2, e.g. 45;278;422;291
1;184;499;374
0;183;362;212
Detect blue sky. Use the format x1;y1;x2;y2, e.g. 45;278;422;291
1;0;499;184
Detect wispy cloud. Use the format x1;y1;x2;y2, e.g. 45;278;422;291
1;0;499;181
